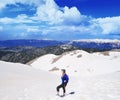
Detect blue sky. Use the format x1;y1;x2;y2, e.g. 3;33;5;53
0;0;120;40
55;0;120;18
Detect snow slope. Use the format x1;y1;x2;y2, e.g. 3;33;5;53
0;50;120;100
0;61;60;100
31;50;120;76
31;50;120;100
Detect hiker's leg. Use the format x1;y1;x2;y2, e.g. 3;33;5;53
56;84;63;92
62;83;67;94
62;85;66;94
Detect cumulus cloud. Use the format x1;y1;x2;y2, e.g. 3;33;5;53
36;0;87;25
0;0;120;40
92;16;120;34
0;0;91;26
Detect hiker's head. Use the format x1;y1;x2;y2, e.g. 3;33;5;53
61;69;66;74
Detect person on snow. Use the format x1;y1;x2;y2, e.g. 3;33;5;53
56;69;69;96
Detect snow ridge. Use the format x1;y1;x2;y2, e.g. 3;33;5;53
0;50;120;100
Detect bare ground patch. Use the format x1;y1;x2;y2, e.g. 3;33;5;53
99;51;110;56
77;54;82;58
49;67;59;72
26;57;39;65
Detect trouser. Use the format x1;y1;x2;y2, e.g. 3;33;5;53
56;82;67;93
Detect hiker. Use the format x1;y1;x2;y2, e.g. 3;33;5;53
56;69;69;96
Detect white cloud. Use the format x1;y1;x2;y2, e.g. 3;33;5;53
92;16;120;34
0;0;15;9
41;25;92;36
62;7;87;25
0;14;34;24
27;27;40;33
36;0;86;25
0;0;120;40
0;17;13;24
0;0;45;9
36;0;65;24
0;0;87;25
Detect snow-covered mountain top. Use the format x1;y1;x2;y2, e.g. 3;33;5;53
0;49;120;99
72;39;120;43
31;50;120;76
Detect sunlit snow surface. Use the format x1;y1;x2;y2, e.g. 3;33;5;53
0;50;120;100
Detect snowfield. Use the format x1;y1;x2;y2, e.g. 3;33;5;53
31;50;120;76
0;50;120;100
0;61;60;100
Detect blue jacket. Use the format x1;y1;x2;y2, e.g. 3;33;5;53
61;74;69;84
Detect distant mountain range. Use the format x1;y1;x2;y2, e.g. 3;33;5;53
0;40;65;47
0;39;120;64
0;39;120;50
70;39;120;50
0;45;78;64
